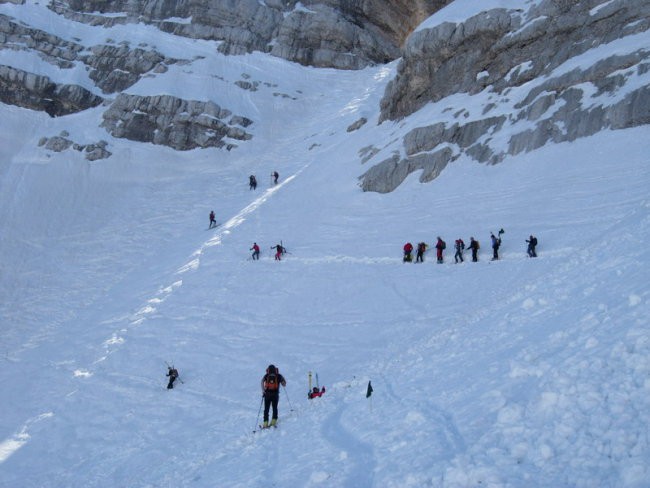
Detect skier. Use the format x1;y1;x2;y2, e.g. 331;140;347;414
209;210;217;229
490;231;502;260
249;175;257;190
403;242;413;262
166;366;179;389
261;364;286;428
272;171;279;185
271;243;285;261
526;235;538;257
250;242;260;260
308;386;326;399
454;238;465;263
415;242;427;263
468;237;480;262
435;237;446;264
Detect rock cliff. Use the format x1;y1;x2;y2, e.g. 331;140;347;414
360;0;650;192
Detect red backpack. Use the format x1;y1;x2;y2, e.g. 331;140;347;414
264;367;280;391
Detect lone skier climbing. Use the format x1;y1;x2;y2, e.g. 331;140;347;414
209;210;217;229
272;171;279;185
166;366;179;389
249;175;257;190
261;364;286;428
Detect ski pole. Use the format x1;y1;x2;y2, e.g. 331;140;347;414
253;396;263;432
282;385;294;412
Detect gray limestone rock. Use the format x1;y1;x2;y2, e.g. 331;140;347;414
362;0;650;192
101;94;253;150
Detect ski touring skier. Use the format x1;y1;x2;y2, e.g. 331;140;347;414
415;242;427;263
166;366;179;389
261;364;286;428
435;237;446;264
272;171;279;185
271;243;285;261
526;235;538;257
454;238;465;263
249;175;257;190
209;210;217;229
403;242;414;262
491;229;504;260
468;237;480;262
250;242;260;260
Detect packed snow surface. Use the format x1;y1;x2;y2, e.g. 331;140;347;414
0;1;649;487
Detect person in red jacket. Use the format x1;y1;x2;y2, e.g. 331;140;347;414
403;242;413;262
435;237;446;263
308;386;326;399
250;242;260;260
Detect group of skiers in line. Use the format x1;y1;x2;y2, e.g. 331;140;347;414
249;171;279;190
166;364;324;430
403;229;538;263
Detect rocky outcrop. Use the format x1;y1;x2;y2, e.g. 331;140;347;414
361;0;650;192
0;65;103;116
0;14;180;94
80;43;178;94
49;0;452;70
101;94;253;151
38;132;112;161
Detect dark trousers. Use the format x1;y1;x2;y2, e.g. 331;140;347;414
416;252;423;262
455;250;463;263
252;251;259;260
493;248;499;260
263;391;280;421
471;249;478;262
167;377;176;389
528;246;536;257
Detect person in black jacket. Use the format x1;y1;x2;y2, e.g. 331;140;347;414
249;175;257;190
468;237;479;262
261;364;286;428
526;235;538;257
166;366;179;389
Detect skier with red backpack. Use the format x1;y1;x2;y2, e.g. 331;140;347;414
260;364;286;428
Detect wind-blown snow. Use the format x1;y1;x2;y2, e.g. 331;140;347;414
0;1;649;487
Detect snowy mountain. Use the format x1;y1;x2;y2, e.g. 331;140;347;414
1;1;649;487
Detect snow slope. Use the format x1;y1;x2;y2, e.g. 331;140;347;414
0;1;649;487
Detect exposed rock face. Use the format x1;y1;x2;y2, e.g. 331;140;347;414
361;0;650;192
49;0;451;70
38;133;113;161
101;94;253;151
0;14;180;95
0;65;103;116
81;44;178;94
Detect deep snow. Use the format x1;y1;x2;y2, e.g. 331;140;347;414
0;1;649;487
